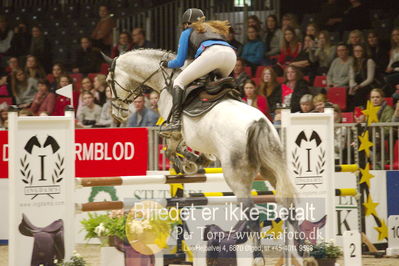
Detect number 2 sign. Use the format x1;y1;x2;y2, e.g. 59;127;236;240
343;231;362;265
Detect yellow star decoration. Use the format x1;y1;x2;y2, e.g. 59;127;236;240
265;219;284;239
358;131;373;157
374;219;388;241
363;195;379;216
362;100;380;126
359;163;375;187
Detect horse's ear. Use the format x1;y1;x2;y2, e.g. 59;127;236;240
101;52;113;64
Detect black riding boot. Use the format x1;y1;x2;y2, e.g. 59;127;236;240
162;86;184;132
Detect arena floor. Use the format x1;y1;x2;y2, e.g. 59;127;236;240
1;244;399;265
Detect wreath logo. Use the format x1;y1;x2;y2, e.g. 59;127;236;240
20;135;64;199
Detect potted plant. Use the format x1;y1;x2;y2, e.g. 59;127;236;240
309;240;343;266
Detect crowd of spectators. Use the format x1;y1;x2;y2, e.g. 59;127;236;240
1;0;399;133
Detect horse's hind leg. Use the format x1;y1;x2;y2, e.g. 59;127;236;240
221;158;265;266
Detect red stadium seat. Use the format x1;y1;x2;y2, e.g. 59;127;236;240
0;97;13;105
0;85;8;96
327;87;347;111
385;97;394;107
88;73;99;81
252;77;261;86
276;77;285;84
341;112;354;123
385;140;399;170
244;66;252;78
255;66;266;78
100;63;109;75
313;75;327;87
47;74;55;83
70;73;83;85
303;76;310;81
158;144;170;170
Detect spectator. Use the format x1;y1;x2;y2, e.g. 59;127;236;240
226;27;242;55
290;34;314;76
385;28;399;88
49;63;66;92
309;31;336;75
264;15;282;59
53;74;79;116
299;94;314;113
232;58;250;96
305;23;319;39
247;15;262;34
72;37;102;74
240;26;265;75
347;30;365;56
0;16;13;56
10;69;37;108
317;0;344;32
111;31;132;58
370;89;393;124
98;86;114;127
242;79;271;119
348;44;376;110
9;22;31;58
29;26;52;72
91;5;116;53
282;66;310;112
327;43;353;88
127;95;159;127
259;66;282;114
0;103;8;129
312;93;328;112
354;106;366;123
366;30;389;76
77;91;102;127
24;55;46;81
148;90;160;114
392;101;399;122
333;103;347;163
281;13;302;39
93;74;107;106
5;56;19;74
30;79;55;115
342;0;370;31
131;28;156;50
277;27;302;74
77;77;94;114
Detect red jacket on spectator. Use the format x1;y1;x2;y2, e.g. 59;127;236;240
53;91;80;116
30;92;56;115
278;43;302;65
243;95;272;120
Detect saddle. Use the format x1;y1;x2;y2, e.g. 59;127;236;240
19;213;65;266
167;74;242;117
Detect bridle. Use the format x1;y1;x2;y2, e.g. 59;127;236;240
108;54;174;117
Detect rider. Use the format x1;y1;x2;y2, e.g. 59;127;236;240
161;8;237;131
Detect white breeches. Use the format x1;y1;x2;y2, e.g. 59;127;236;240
173;45;237;89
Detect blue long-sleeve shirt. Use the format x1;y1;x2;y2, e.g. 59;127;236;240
241;40;265;65
167;28;232;68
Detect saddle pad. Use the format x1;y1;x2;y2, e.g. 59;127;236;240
183;89;241;117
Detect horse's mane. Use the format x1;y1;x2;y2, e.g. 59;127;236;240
119;48;176;61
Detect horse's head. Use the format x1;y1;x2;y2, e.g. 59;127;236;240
103;49;175;122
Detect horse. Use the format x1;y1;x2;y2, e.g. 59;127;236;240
104;49;296;265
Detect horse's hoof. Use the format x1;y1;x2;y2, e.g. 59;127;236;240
252;257;265;266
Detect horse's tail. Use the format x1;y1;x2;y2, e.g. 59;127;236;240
246;118;296;208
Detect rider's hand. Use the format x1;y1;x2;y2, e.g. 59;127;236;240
160;60;168;68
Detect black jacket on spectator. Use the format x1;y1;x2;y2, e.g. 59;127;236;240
368;44;389;74
29;36;52;72
343;4;371;31
267;84;282;114
290;79;310;113
9;30;31;57
73;47;102;74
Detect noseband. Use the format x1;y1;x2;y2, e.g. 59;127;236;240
108;55;173;114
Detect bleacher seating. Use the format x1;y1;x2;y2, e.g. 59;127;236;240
313;76;327;88
327;87;347;111
341;112;354;123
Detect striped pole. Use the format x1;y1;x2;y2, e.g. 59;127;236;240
335;164;359;172
76;195;277;212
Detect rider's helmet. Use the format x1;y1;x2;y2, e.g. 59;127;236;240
182;8;205;24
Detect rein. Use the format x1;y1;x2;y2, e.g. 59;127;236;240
108;54;174;114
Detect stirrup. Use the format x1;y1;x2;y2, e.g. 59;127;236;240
161;121;181;132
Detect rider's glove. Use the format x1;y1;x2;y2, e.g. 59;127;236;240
160;60;169;68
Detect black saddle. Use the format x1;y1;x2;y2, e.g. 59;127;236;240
167;74;241;117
